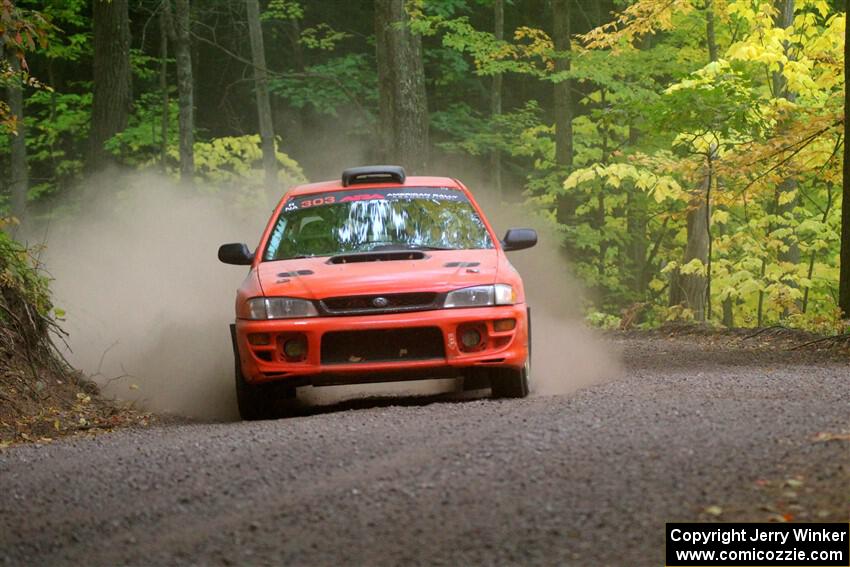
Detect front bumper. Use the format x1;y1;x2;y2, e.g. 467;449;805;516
234;304;529;385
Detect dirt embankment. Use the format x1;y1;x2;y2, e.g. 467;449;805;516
0;352;152;448
0;239;151;447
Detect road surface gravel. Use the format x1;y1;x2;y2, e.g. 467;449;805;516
1;331;848;566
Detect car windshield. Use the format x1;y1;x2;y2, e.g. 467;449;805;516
263;187;494;261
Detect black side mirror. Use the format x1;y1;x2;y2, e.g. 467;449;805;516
218;243;254;265
502;228;537;252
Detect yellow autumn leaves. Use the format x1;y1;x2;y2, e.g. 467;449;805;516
564;163;686;203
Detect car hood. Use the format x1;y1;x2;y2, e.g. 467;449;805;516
257;249;499;299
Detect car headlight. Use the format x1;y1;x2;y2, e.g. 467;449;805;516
241;297;318;320
443;284;515;308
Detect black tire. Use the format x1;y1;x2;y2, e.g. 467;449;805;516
230;323;278;420
235;358;277;420
490;362;530;399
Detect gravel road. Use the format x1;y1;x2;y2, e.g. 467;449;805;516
2;331;849;566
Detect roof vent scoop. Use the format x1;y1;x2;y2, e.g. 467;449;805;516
341;165;406;187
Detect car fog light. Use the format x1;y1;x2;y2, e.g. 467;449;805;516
283;339;306;360
493;318;516;332
461;329;482;349
248;333;271;345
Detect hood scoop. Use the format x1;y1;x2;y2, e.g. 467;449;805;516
328;251;426;264
444;261;479;268
277;269;314;277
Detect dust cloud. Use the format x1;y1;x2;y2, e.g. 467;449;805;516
34;171;257;420
34;168;619;420
475;191;623;396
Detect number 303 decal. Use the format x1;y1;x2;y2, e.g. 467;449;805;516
300;195;336;208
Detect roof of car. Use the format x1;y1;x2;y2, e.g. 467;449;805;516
286;176;463;197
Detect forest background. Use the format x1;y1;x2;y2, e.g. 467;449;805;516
2;0;850;333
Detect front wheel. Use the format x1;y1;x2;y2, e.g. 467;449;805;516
231;323;283;420
490;362;530;399
235;360;277;420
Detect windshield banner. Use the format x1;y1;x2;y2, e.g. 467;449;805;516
283;187;467;212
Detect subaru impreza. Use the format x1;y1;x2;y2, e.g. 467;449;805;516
219;166;536;419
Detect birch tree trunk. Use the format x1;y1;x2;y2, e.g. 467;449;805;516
246;0;278;196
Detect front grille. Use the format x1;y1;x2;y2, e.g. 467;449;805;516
320;292;439;315
321;327;445;364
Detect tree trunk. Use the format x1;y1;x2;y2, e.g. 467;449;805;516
839;0;850;316
160;7;169;170
669;2;717;320
595;91;610;281
6;52;27;220
374;0;429;173
490;0;504;199
757;258;767;325
165;0;195;184
282;18;306;151
772;0;801;302
722;297;734;327
705;0;718;62
246;0;278;197
627;187;648;295
375;3;393;165
626;36;651;296
671;175;710;320
91;0;131;170
552;0;573;169
804;182;832;313
771;0;795;100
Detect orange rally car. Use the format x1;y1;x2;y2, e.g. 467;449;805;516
219;166;537;419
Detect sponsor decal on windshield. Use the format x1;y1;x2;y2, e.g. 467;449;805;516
283;187;466;211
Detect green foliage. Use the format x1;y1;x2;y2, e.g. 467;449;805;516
586;310;622;330
0;222;52;318
183;135;307;210
660;61;768;153
269;54;376;117
261;0;304;22
20;0;88;62
191;134;304;185
105;92;176;166
432;100;545;157
422;0;847;332
299;24;351;51
129;48;161;82
12;88;90;200
410;7;552;77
